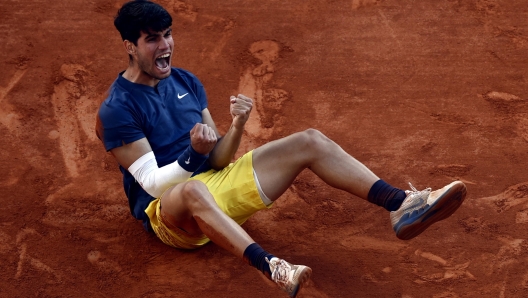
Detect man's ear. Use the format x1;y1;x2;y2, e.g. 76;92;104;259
124;40;136;55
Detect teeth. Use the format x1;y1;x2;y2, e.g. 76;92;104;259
157;53;170;59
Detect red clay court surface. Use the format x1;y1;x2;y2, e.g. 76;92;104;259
1;0;528;297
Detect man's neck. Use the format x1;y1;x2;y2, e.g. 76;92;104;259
122;65;160;87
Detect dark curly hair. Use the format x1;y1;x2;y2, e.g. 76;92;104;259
114;0;172;45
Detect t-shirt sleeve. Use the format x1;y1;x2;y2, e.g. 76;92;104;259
193;79;208;111
97;93;145;152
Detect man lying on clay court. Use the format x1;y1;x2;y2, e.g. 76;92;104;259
95;1;467;297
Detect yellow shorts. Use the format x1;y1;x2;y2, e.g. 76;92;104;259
144;150;271;249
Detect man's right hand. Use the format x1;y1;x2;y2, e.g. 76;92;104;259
190;123;217;155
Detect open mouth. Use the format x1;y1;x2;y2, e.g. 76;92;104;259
155;53;171;71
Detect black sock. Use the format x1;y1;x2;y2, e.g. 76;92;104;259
367;179;407;212
243;243;276;279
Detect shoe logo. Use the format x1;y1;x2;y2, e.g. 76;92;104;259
185;157;190;164
178;93;189;99
405;197;425;213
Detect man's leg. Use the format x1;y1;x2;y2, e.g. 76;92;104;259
252;128;380;201
252;129;467;240
159;180;311;297
160;180;253;258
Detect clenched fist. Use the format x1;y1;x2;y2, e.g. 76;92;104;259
230;94;253;129
190;123;217;155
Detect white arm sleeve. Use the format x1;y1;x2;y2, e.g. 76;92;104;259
128;151;193;198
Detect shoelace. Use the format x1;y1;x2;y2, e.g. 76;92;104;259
391;183;433;226
405;182;432;200
266;258;291;287
400;183;432;214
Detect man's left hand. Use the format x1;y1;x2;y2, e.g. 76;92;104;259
230;94;253;129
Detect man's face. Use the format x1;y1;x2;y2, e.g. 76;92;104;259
133;27;174;80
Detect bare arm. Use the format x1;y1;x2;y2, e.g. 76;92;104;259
110;138;153;170
206;94;253;170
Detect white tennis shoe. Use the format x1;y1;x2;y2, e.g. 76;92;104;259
390;181;467;240
266;257;312;297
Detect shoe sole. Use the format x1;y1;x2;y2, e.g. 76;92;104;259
394;181;467;240
290;266;312;298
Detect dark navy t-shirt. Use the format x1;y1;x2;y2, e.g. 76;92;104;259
97;67;211;229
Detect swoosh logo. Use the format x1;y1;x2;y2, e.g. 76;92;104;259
185;157;190;164
405;197;425;213
178;93;189;99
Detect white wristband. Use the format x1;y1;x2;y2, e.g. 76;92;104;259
128;151;193;198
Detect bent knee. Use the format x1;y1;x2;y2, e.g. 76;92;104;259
298;128;331;148
180;180;216;209
180;180;208;197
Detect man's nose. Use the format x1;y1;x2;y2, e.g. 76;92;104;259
159;38;170;50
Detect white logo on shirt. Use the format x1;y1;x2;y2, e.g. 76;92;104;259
178;93;189;99
185;157;190;164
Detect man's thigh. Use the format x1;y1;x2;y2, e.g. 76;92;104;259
189;150;269;224
145;194;209;249
145;150;269;249
252;131;311;201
